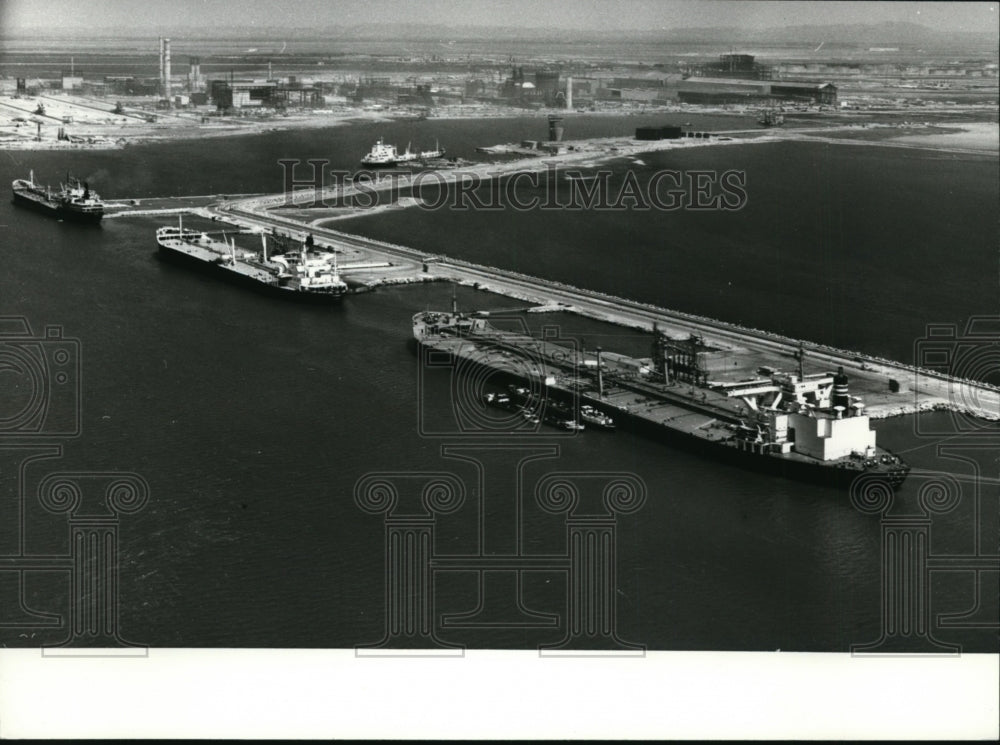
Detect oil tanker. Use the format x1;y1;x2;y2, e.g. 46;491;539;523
156;220;347;303
11;171;105;223
413;308;909;490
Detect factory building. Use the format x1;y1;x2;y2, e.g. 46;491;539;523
187;56;204;92
534;70;561;107
770;82;838;104
635;125;684;140
105;76;160;96
674;78;837;105
209;77;324;110
600;87;674;105
211;80;276;109
694;53;774;80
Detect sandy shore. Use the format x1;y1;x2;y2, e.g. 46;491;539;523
889;121;999;152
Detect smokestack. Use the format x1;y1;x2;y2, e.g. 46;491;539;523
188;56;201;92
566;76;573;110
159;38;165;97
163;38;171;103
596;347;604;398
268;60;273;80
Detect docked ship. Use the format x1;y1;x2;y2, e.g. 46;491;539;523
361;137;444;167
11;171;105;223
413;309;909;490
155;219;347;303
758;109;785;127
418;140;446;160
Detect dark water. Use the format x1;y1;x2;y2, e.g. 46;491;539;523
0;116;996;652
340;140;999;365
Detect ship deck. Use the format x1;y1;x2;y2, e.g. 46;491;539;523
415;315;904;477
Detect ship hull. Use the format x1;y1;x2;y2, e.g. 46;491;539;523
156;242;346;304
414;338;907;492
12;189;104;224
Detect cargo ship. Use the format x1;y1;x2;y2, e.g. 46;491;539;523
11;171;105;223
361;137;444;167
418;140;446;160
155;219;347;303
361;137;415;167
413;309;909;490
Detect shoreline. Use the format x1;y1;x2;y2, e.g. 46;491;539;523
1;95;997;156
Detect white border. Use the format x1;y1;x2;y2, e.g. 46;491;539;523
1;649;997;739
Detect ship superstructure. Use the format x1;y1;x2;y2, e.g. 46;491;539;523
413;309;908;489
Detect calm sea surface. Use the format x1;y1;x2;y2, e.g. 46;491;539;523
0;114;996;651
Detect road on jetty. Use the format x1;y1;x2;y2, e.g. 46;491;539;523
199;194;999;425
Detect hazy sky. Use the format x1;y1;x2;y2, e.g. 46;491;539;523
2;0;997;33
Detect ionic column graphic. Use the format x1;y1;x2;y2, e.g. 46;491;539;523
439;445;560;630
383;520;435;642
354;472;466;655
38;473;148;654
932;446;1000;630
536;472;646;655
851;472;960;655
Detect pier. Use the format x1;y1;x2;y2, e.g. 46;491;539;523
108;175;998;425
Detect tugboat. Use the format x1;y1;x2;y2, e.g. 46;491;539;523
11;171;105;223
579;404;616;431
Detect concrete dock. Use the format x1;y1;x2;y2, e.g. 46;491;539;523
108;156;999;425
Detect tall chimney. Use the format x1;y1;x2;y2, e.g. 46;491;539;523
159;38;165;97
566;76;573;109
596;347;604;398
163;38;171;103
